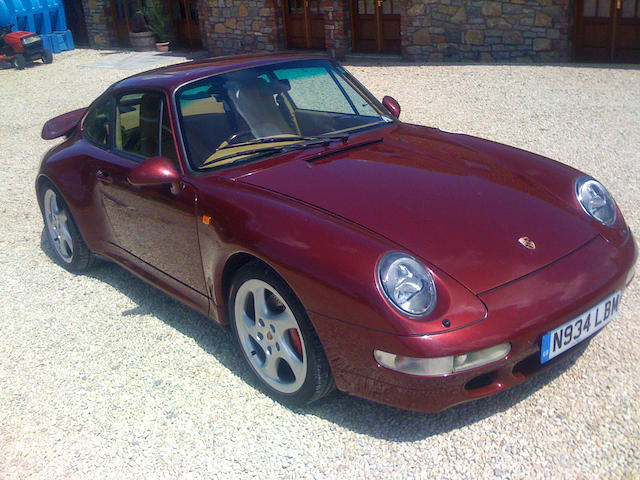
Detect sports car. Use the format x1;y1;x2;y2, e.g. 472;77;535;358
36;54;637;412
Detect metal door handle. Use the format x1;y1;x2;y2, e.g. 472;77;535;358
96;170;113;184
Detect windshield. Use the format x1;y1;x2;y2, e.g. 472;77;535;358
176;59;393;170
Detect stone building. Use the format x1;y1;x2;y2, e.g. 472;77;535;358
76;1;640;63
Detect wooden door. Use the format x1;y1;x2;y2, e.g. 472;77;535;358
282;0;325;50
111;0;137;46
168;0;203;48
575;0;640;61
351;0;400;53
62;0;89;45
615;0;640;61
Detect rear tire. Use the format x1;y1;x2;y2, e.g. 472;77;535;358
40;182;95;272
229;262;334;407
13;54;26;70
41;50;53;64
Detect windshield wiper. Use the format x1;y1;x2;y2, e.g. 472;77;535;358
203;134;350;168
219;133;350;150
218;135;311;150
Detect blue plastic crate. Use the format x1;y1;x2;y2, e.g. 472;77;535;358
40;29;73;53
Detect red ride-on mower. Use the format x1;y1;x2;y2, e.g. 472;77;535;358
0;24;53;70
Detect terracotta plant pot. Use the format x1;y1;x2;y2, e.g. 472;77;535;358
156;41;170;52
129;31;156;51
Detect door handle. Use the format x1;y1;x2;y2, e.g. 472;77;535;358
96;169;113;184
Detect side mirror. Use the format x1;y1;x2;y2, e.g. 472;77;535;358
128;156;182;194
382;96;401;119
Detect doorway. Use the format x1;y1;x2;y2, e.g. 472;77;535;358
168;0;202;48
110;0;138;46
350;0;401;53
282;0;326;50
62;0;89;45
574;0;640;61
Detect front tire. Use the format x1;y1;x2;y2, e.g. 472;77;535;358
41;50;53;64
229;262;334;406
13;54;26;70
40;184;94;272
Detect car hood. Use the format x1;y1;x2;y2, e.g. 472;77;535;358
236;124;596;294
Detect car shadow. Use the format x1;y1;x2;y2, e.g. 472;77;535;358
40;229;589;441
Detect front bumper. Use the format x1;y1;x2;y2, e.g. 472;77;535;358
312;233;637;412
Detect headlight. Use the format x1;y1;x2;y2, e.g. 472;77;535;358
576;177;616;226
377;252;437;316
21;35;41;46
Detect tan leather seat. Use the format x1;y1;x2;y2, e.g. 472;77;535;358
226;77;295;139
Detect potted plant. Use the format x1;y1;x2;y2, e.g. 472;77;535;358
129;11;156;51
142;5;171;52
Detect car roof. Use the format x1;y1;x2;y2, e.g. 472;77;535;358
112;52;329;93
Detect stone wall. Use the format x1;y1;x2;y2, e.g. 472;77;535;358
80;0;574;62
81;0;114;48
402;0;572;62
198;0;282;56
322;0;349;58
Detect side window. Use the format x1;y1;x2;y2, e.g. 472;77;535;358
115;92;163;159
84;98;111;146
178;86;231;168
161;103;178;163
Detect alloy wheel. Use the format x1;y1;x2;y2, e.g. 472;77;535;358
43;189;73;263
234;278;307;394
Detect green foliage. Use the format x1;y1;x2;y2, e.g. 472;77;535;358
140;5;170;42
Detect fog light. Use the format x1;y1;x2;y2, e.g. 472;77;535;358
374;343;511;377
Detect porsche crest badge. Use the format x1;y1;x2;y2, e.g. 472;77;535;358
518;236;536;250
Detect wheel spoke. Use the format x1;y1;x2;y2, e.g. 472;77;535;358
237;311;255;341
271;309;299;338
283;353;305;381
252;286;267;317
262;353;279;379
60;226;73;257
49;193;61;215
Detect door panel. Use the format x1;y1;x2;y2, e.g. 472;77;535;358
575;0;640;61
168;0;203;48
111;0;136;46
615;0;640;60
283;0;326;50
352;0;400;53
99;166;206;294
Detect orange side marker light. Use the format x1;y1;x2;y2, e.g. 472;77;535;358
202;215;211;225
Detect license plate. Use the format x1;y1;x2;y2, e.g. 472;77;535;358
540;291;622;364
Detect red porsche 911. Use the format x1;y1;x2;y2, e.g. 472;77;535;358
36;54;637;412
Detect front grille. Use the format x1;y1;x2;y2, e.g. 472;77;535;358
23;38;43;56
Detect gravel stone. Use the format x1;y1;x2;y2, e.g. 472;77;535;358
0;49;638;479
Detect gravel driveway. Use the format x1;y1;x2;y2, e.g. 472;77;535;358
0;50;638;479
